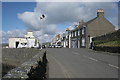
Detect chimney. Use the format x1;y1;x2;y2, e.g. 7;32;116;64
79;19;85;26
97;9;104;17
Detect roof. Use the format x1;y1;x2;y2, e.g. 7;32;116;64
71;17;97;32
83;17;97;25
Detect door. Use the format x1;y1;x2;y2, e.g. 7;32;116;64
16;41;19;48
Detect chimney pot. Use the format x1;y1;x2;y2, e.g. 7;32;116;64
79;19;85;26
97;9;104;13
97;9;104;17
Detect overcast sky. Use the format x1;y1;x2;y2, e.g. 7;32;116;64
1;1;119;43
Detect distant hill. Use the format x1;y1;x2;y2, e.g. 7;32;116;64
43;42;51;46
2;43;9;47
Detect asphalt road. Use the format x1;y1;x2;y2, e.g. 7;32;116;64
46;48;119;78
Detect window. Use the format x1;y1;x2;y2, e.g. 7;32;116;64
75;31;76;36
82;38;85;46
66;35;68;39
82;28;84;35
73;31;75;37
78;30;80;36
66;40;68;45
71;32;73;37
83;25;86;27
72;32;74;37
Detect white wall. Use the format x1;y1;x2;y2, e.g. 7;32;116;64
9;38;37;48
9;38;21;48
68;33;71;48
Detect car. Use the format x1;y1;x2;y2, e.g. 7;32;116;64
51;45;55;48
55;45;58;48
55;45;62;48
58;45;62;48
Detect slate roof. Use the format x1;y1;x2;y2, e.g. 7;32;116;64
71;17;97;32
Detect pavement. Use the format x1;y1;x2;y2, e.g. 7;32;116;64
46;48;119;78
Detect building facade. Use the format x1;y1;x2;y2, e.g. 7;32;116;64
52;9;115;49
51;34;61;45
70;9;115;48
9;31;39;48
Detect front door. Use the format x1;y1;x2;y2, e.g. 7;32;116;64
16;41;19;48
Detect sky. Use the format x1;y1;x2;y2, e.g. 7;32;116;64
1;1;119;43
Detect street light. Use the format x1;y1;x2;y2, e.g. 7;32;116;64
40;14;45;49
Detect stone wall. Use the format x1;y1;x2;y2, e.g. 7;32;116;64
92;29;120;53
2;49;48;79
2;48;40;77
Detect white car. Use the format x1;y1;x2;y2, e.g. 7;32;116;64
55;45;62;48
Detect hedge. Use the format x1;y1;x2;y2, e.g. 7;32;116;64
92;29;120;53
93;29;120;45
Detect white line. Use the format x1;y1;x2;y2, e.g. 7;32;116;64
89;57;98;61
73;52;80;55
83;55;119;69
49;55;72;78
83;55;98;62
108;64;119;69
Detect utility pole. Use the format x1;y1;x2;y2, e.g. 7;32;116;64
40;14;45;49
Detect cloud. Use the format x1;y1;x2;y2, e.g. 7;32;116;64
1;29;54;43
17;2;118;41
37;2;117;25
18;12;57;35
36;0;119;2
18;12;40;30
1;30;26;43
18;2;118;28
3;2;118;43
2;0;119;2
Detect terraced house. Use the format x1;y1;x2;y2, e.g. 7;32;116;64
70;9;115;48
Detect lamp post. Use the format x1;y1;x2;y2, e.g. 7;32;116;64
40;14;45;49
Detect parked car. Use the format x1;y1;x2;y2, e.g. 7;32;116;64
58;45;62;48
55;45;62;48
39;45;46;49
52;45;55;48
48;45;52;48
42;45;46;48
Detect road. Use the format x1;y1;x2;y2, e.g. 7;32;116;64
46;48;119;78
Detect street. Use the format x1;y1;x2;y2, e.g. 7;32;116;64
46;48;119;78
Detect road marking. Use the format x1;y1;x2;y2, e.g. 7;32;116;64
88;57;98;61
84;55;119;69
83;55;98;62
73;51;119;69
73;52;80;55
49;55;72;78
108;64;119;69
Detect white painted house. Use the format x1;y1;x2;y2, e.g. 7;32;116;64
9;31;39;48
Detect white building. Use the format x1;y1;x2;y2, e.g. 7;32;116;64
9;31;39;48
51;34;61;45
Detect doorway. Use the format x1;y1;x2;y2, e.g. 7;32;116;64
16;41;19;48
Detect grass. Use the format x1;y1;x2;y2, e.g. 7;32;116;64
96;40;120;47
